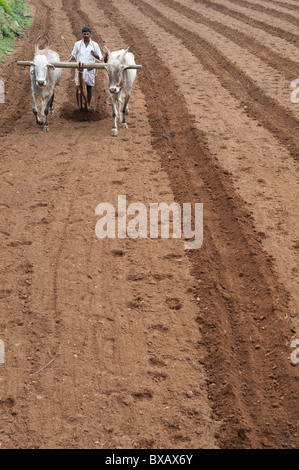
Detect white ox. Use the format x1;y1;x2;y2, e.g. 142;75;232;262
30;36;62;132
104;47;137;137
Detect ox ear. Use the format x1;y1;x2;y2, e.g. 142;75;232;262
47;63;55;70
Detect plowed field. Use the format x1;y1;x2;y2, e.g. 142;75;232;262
0;0;298;449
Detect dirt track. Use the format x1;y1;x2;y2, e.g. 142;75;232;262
0;0;298;449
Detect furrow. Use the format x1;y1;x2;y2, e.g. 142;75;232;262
245;0;299;18
192;0;299;46
132;0;299;161
261;0;299;12
95;0;299;449
161;0;298;81
177;0;298;64
227;0;299;25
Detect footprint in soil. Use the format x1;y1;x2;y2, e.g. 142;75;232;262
0;230;10;237
166;297;182;310
292;240;299;250
127;296;144;309
8;240;32;247
127;273;146;282
111;250;126;257
132;390;153;401
152;273;173;281
117;167;129;172
149;356;167;368
0;397;15;409
149;324;169;332
164;253;182;260
148;371;167;383
0;289;12;298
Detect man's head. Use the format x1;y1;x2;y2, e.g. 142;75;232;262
82;26;92;42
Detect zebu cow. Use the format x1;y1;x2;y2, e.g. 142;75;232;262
104;47;137;137
30;36;62;131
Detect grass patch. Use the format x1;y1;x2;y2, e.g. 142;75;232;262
0;0;33;61
0;36;14;60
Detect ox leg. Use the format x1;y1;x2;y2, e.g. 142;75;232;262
121;94;130;129
43;110;50;132
117;99;122;123
43;93;56;131
41;98;50;132
110;94;118;137
32;89;43;125
32;89;38;118
49;92;55;116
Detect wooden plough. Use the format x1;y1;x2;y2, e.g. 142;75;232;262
17;61;142;111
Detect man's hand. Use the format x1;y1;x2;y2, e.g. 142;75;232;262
91;50;99;60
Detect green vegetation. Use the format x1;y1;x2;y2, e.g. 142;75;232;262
0;0;33;60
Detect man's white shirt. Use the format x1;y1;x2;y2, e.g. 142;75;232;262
72;39;102;63
71;39;103;86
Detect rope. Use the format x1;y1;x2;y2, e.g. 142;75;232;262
90;39;98;78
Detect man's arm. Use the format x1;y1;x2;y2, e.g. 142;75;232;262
91;43;102;61
70;42;78;61
90;50;100;60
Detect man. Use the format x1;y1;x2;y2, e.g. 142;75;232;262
70;26;103;108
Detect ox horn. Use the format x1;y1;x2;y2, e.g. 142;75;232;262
35;35;49;55
105;46;111;57
121;46;130;58
45;36;49;55
35;35;43;54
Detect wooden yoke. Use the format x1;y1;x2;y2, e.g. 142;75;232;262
17;61;142;69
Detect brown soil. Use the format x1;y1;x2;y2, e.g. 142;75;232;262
0;0;298;449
